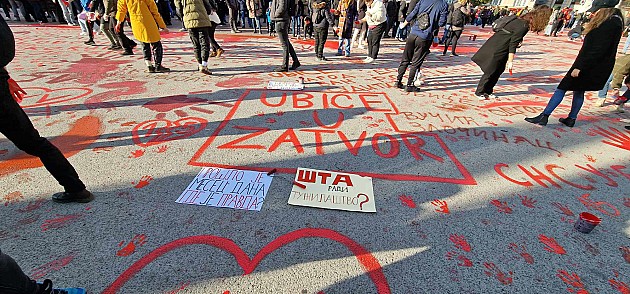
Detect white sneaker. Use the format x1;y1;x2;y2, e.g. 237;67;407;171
595;98;606;107
364;57;374;63
487;94;497;99
476;94;488;100
616;104;625;113
80;32;86;36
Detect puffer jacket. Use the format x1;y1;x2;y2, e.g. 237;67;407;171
312;0;333;28
175;0;213;28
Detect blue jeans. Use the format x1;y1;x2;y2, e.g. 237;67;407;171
338;38;351;56
291;16;301;36
543;89;585;119
598;73;614;98
396;26;407;40
623;36;630;54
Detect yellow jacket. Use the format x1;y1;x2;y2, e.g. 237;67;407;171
116;0;166;43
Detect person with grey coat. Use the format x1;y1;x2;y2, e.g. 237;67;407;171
311;0;333;60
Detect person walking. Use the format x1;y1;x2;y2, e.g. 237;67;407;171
526;2;624;127
101;0;122;49
333;0;356;57
246;0;263;33
357;0;386;63
394;0;448;91
472;5;551;100
312;0;333;60
442;0;468;56
270;0;300;71
116;0;170;72
176;0;213;74
350;0;367;48
0;15;95;204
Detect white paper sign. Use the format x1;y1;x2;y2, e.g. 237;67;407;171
267;81;304;91
288;167;376;213
177;167;273;211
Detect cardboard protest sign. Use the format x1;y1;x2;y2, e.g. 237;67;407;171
288;168;376;212
177;167;272;211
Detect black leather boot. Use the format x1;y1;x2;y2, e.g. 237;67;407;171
524;113;549;126
559;117;576;127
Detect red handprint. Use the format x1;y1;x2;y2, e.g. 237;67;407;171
449;234;471;252
132;175;153;189
3;191;24;206
557;270;589;294
483;262;513;285
591;126;630;151
578;193;620;217
116;234;148;256
275;111;285;116
431;199;450;214
445;251;473;267
609;279;630;294
538;234;566;255
620;246;630;264
490;199;513;214
156;145;169;153
622;198;630;208
551;202;575;217
584;155;596;163
518;194;537;208
255;111;265;117
508;243;534;264
399;195;416;208
266;118;277;123
129;149;145;158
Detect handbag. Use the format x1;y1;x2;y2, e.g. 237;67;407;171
416;1;436;30
209;11;221;23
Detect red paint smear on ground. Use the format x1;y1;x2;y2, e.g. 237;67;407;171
216;77;264;88
47;56;131;85
142;95;207;113
103;228;390;294
539;234;566;255
0;116;102;177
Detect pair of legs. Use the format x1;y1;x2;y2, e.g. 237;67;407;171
114;19;136;53
227;2;239;32
291;15;301;37
101;18;120;48
57;2;76;25
526;89;585;127
623;36;630;54
314;26;328;59
275;20;299;70
188;26;212;73
251;17;263;33
443;29;462;55
395;25;407;40
396;34;431;88
142;41;167;71
0;78;87;194
351;25;367;47
475;64;505;96
208;24;222;53
337;37;350;56
367;22;386;59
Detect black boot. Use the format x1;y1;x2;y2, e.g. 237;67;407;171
524;113;549;126
52;189;95;203
559;117;575;127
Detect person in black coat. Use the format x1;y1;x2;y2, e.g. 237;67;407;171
471;5;551;100
526;3;624;127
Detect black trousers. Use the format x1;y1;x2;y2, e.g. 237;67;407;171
443;29;462;54
115;19;136;51
227;2;238;31
157;0;171;25
0;78;86;193
397;34;430;85
275;20;298;69
142;41;164;65
367;21;386;59
476;66;504;95
0;249;39;294
189;27;210;64
208;24;221;51
314;26;328;58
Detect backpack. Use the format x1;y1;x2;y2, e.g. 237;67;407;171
451;7;465;27
416;1;437;30
492;15;517;33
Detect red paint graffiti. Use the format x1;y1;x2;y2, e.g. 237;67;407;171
483;262;513;285
508;243;534;264
431;199;450;214
490;200;513;214
132;175;153;189
399;195;416;208
538;235;566;255
609;279;630;294
449;234;471;252
102;228;390;294
557;270;588;294
30;253;75;280
117;234;148;257
132;117;208;147
518;194;537;208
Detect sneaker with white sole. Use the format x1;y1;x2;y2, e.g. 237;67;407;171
364;57;374;63
487;93;497;99
476;94;488;100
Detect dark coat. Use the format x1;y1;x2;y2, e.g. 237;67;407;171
336;0;356;38
558;15;623;91
0;15;14;80
353;0;366;29
397;0;406;22
472;18;528;74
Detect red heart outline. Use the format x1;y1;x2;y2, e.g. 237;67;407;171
132;118;207;147
21;87;93;108
103;228;390;294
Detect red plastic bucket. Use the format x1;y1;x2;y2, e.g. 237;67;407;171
574;212;601;233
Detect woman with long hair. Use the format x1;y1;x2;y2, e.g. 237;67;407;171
471;5;552;100
525;3;624;127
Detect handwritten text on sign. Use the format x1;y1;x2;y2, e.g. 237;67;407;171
177;167;273;211
289;168;376;213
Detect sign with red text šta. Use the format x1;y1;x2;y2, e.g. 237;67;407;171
289;168;376;213
176;167;273;211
